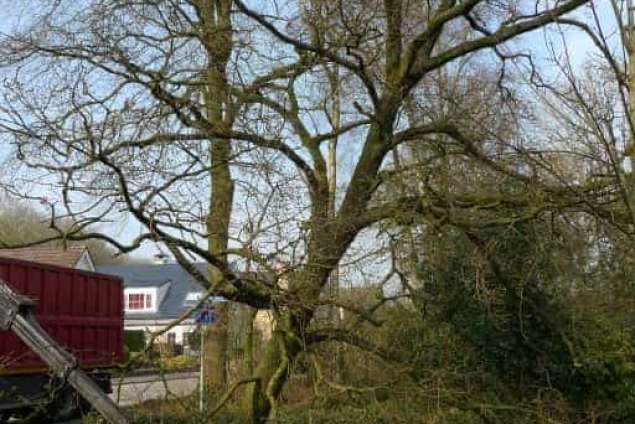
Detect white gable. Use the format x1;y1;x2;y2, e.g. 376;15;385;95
74;249;96;272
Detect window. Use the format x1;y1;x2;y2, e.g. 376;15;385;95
127;293;153;311
185;330;202;351
128;293;144;310
183;292;202;307
167;332;176;345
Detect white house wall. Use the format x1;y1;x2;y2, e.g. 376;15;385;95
125;320;198;346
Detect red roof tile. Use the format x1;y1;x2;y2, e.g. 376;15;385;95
0;245;88;269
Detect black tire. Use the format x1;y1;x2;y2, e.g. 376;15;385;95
49;386;83;422
0;411;12;422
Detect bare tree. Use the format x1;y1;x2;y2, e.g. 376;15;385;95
0;0;596;420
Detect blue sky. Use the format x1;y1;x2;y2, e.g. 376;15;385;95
0;1;622;261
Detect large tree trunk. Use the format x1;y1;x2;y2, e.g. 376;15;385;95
238;121;393;420
626;4;635;168
242;306;258;377
197;0;235;395
202;301;229;390
243;312;305;422
242;266;327;422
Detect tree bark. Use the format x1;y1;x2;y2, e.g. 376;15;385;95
243;312;309;422
202;301;229;390
197;0;235;394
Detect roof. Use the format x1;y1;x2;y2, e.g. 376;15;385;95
0;244;91;269
96;263;209;321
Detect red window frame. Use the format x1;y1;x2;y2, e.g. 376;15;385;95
127;293;153;310
128;293;144;310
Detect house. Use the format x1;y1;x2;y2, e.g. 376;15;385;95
98;262;277;351
0;245;276;349
0;244;96;271
96;263;208;347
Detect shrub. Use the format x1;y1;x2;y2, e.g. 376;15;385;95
124;330;146;353
160;354;198;372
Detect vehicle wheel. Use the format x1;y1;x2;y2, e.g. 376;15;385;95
0;411;11;422
49;386;82;422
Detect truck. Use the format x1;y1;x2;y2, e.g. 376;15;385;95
0;256;124;421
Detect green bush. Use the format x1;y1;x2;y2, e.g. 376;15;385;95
124;330;146;353
159;354;198;372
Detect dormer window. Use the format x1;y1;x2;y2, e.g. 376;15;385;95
124;288;157;312
128;293;152;310
183;292;203;307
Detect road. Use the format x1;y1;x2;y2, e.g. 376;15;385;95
110;371;198;406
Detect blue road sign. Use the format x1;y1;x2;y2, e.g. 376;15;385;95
195;304;217;325
208;295;227;302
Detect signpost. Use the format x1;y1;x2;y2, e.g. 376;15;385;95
194;299;224;413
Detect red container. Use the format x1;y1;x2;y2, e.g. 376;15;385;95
0;257;124;375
